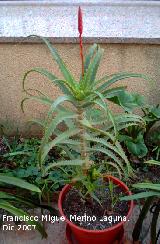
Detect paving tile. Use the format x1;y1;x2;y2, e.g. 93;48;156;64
0;206;159;244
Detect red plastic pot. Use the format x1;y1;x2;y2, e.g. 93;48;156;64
66;224;125;244
58;176;134;244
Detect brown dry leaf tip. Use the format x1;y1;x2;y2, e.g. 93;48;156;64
71;178;78;185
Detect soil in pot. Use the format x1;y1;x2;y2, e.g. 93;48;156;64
62;180;129;230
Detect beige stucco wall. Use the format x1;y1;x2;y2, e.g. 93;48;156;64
0;43;160;135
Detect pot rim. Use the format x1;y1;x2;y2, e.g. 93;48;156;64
58;175;134;234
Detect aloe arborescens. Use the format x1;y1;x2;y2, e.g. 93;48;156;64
22;7;153;198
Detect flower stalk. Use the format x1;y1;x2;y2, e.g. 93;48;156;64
78;6;84;77
78;7;89;175
77;106;89;175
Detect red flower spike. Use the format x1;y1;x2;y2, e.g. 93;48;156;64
78;6;84;77
78;6;83;35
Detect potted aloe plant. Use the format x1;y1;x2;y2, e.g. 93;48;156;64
22;7;154;243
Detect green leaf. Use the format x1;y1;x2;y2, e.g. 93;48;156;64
27;118;45;128
101;86;127;99
93;91;118;138
114;122;141;132
81;120;132;176
126;141;147;158
0;174;41;193
85;134;125;172
93;91;107;111
106;162;122;179
0;192;15;199
40;128;80;163
47;95;77;119
125;133;148;158
120;191;160;201
58;145;77;159
90;192;102;206
23;88;52;99
88;146;126;175
3;151;31;157
133;183;160;192
84;44;98;74
21;95;53;113
44;159;84;173
90;112;144;129
96;72;133;89
61;139;80;146
0;192;58;216
151;106;160;118
96;72;154;93
28;36;78;90
88;86;126;103
102;112;145;132
23;67;75;96
145;160;160;166
0;192;36;208
116;114;144;123
0;200;47;238
42;111;77;146
84;46;104;89
108;91;146;112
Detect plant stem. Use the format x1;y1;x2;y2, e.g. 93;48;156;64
79;34;84;77
77;106;88;175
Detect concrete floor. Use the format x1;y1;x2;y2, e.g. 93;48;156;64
1;221;67;244
0;206;159;244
